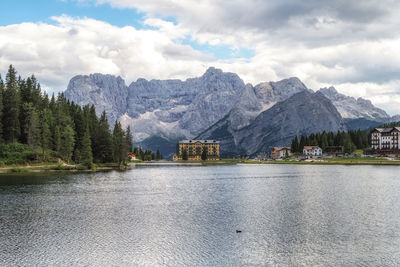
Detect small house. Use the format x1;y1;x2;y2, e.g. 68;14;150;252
270;147;292;159
324;146;344;157
303;146;322;157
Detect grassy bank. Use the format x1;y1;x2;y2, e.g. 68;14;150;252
0;162;138;174
243;157;400;166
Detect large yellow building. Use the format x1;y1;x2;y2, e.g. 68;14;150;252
173;140;220;161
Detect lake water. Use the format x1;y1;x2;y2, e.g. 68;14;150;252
1;164;400;266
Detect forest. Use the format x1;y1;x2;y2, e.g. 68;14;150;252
290;130;371;154
0;65;158;168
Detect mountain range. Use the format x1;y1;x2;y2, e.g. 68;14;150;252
65;67;399;158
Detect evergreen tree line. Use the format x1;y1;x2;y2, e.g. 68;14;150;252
290;130;371;154
0;65;133;167
133;147;163;161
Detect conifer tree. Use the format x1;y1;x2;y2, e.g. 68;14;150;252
53;126;61;153
0;75;3;143
112;121;127;165
3;65;20;142
291;136;299;153
201;147;208;160
22;103;39;147
182;149;188;160
38;109;51;159
125;126;133;153
60;125;75;163
80;126;93;168
156;149;161;160
96;111;113;163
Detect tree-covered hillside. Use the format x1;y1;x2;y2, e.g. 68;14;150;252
0;65;133;167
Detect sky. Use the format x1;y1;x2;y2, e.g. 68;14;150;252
1;0;400;115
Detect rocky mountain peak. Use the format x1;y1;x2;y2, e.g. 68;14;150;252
318;86;389;120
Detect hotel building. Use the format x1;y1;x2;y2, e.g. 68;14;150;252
173;140;220;160
371;127;400;152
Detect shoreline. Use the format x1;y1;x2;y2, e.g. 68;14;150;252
0;163;136;175
1;158;400;174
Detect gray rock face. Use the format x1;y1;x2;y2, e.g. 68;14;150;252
65;74;128;123
65;68;394;157
319;87;390;121
197;91;346;156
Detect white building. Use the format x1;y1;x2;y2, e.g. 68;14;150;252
303;146;322;157
371;127;400;150
270;147;292;159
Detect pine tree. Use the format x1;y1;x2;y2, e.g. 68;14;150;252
112;121;127;165
3;65;20;142
201;147;208;160
96;111;113;163
60;125;75;163
125;126;133;153
156;149;161;160
22;103;40;147
182;149;188;160
80;126;93;168
291;136;299;153
320;132;328;150
87;105;99;157
0;75;4;143
299;135;307;152
38;109;51;159
53;126;61;153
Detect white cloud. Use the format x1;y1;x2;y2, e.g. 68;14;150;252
1;0;400;115
0;15;211;93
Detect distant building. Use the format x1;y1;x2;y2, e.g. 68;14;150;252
173;140;220;160
371;127;400;153
303;146;322;157
270;147;291;159
128;153;136;161
324;146;345;157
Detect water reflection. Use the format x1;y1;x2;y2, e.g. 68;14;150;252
1;165;400;265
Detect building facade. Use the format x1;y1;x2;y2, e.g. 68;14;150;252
270;147;292;159
371;127;400;152
303;146;322;157
324;146;345;157
173;140;220;160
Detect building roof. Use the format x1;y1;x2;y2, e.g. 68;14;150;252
179;139;220;144
373;127;400;133
271;147;291;151
303;146;321;150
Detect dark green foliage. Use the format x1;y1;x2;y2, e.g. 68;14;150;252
0;65;162;167
112;121;127;165
38;109;52;159
182;149;188;160
0;75;4;143
0;143;35;165
22;103;40;147
80;126;93;168
60;125;75;163
291;129;372;154
156;149;163;160
95;111;113;163
291;136;299;153
201;147;208;160
3;65;20;142
125;126;133;152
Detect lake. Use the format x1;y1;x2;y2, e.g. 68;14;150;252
1;164;400;266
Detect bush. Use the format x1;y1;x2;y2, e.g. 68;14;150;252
0;143;35;164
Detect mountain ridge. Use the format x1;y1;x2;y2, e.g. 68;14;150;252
64;67;397;157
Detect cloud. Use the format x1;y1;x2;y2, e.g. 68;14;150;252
1;1;400;115
0;15;211;93
88;0;400;46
